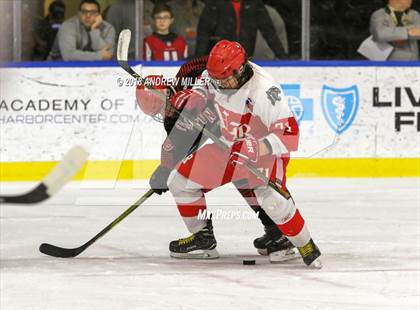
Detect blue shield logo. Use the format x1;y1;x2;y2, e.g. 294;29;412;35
321;85;359;134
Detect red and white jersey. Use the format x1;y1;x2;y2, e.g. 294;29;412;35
144;32;188;61
198;63;299;156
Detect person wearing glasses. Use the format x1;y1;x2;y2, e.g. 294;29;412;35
144;4;188;61
48;0;115;61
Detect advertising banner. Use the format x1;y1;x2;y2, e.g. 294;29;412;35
0;64;418;179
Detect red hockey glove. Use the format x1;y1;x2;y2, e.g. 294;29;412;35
170;89;207;114
230;135;259;166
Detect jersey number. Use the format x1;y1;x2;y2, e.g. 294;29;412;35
163;51;178;61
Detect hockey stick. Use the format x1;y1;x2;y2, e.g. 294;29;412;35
38;31;286;258
117;29;143;82
0;146;88;204
117;29;290;199
39;189;154;257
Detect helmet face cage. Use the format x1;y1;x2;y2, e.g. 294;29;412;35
211;63;249;90
151;111;164;123
136;77;176;123
150;88;169;123
217;72;240;89
151;85;176;123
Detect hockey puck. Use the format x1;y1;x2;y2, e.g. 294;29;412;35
243;259;256;265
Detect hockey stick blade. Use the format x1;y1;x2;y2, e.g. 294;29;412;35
117;29;130;62
0;146;88;204
39;243;83;258
0;183;49;204
39;189;154;258
117;29;143;82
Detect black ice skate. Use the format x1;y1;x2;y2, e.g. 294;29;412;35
254;225;284;255
169;220;219;259
254;225;298;262
267;236;300;263
298;239;322;269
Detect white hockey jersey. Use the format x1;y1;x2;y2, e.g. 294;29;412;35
198;62;299;156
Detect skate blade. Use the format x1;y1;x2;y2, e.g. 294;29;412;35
257;248;268;256
170;248;219;259
307;256;323;269
269;248;300;263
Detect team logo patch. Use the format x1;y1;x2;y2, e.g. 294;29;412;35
321;85;359;135
266;87;282;106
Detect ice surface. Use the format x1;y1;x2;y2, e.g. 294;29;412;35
1;178;419;310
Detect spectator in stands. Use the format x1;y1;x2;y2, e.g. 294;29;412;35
265;0;301;59
195;0;286;59
106;0;157;59
370;0;420;60
33;1;66;61
106;0;136;58
253;4;288;60
144;4;188;61
48;0;115;61
163;0;206;57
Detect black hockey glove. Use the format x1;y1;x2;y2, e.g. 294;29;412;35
149;165;172;195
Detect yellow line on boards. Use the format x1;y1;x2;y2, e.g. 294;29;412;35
287;158;420;178
0;158;419;181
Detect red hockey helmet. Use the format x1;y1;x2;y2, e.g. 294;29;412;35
135;75;167;117
207;40;247;80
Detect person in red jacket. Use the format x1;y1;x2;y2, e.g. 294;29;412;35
144;3;188;61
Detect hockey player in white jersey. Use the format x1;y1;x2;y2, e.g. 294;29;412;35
167;40;322;267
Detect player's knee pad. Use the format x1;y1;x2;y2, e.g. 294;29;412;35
167;170;203;204
254;186;296;224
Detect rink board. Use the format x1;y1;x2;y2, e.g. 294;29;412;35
0;61;419;179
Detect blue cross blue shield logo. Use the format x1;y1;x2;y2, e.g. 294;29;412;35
321;85;359;135
281;84;313;124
